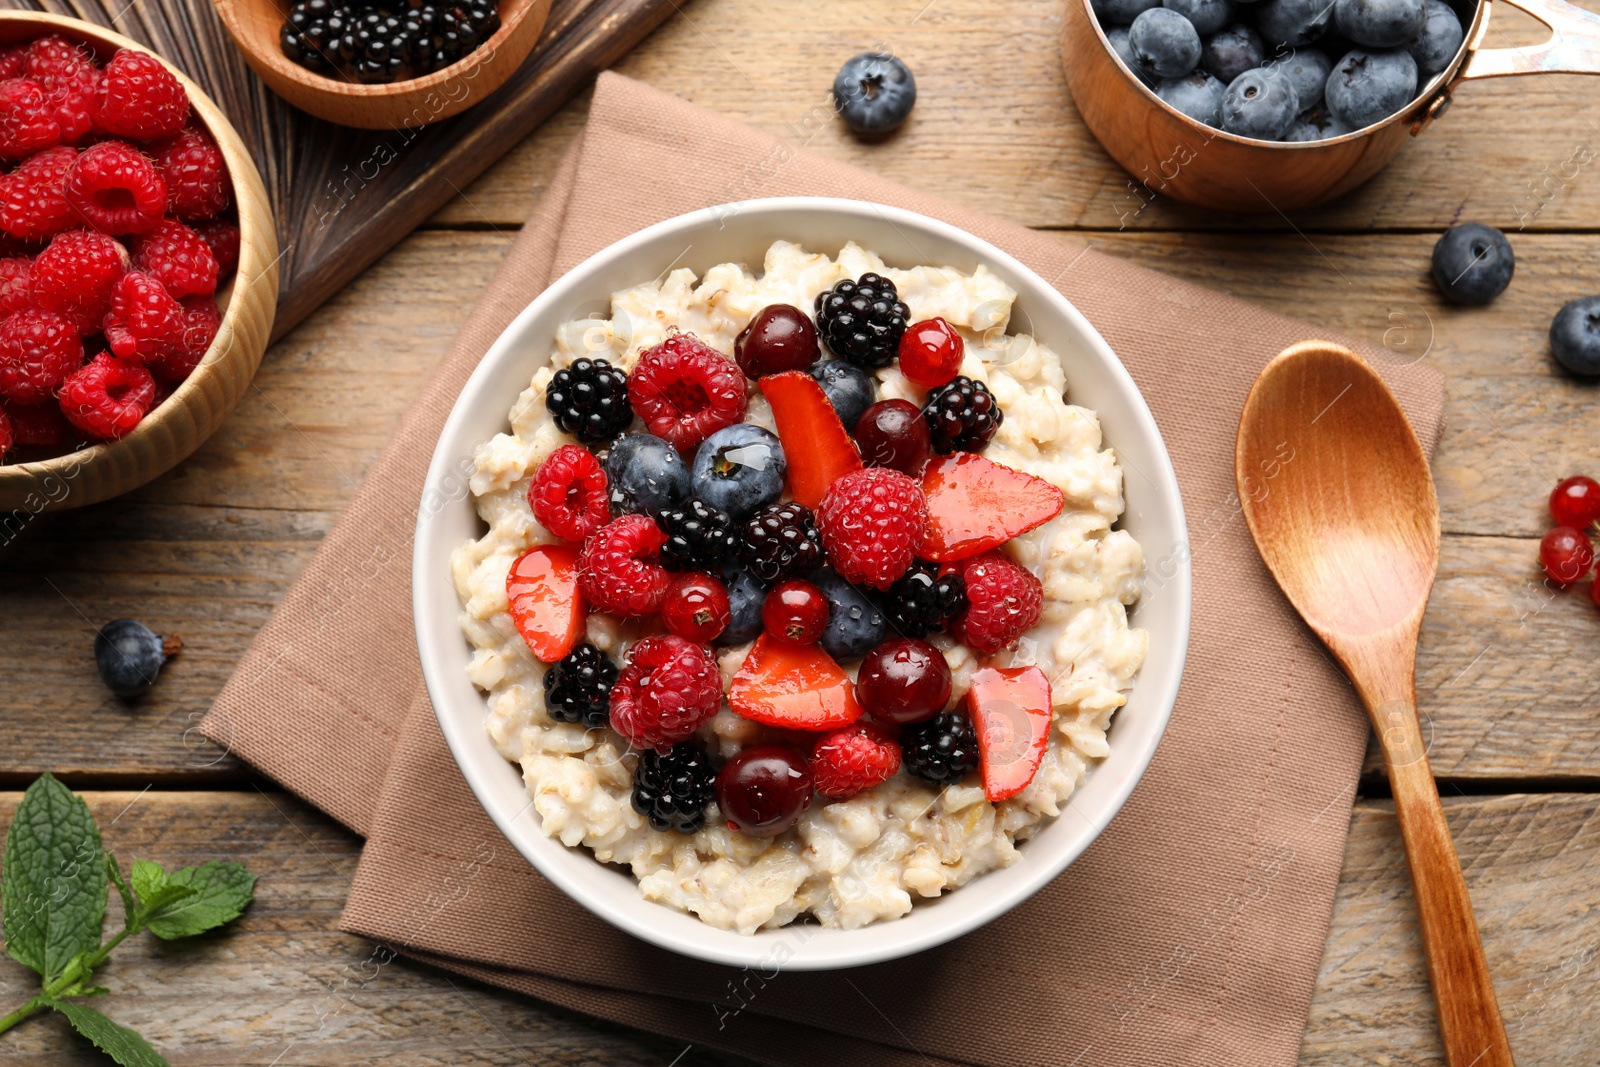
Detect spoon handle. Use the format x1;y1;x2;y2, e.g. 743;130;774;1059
1377;699;1516;1067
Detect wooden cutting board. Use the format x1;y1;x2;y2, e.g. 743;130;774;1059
4;0;679;340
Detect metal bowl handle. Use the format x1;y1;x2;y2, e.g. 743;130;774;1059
1460;0;1600;78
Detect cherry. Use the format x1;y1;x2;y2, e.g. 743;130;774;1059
897;317;964;389
761;579;830;645
1540;526;1595;585
661;572;731;643
1550;475;1600;530
715;744;813;837
856;637;952;725
854;399;931;476
735;304;820;378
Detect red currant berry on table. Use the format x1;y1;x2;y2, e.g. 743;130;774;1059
734;304;820;378
661;572;732;643
1550;475;1600;531
897;317;964;389
1540;526;1595;585
857;637;952;724
715;744;813;837
761;579;829;645
854;398;932;476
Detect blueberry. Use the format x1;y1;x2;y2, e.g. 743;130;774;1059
809;359;876;432
1269;46;1332;108
809;568;887;663
1130;8;1203;77
1157;72;1226;124
1282;104;1353;140
1550;296;1600;376
716;566;769;646
1164;0;1234;34
1407;0;1463;77
605;433;691;516
1325;48;1417;129
95;619;177;700
1256;0;1333;48
1096;0;1162;25
1335;0;1425;47
1431;223;1514;306
1201;24;1264;84
833;53;916;136
690;423;786;519
1221;68;1300;138
1106;26;1159;85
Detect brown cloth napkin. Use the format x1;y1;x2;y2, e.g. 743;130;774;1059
205;72;1445;1067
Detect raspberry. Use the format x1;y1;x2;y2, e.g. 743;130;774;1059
0;145;78;240
0;79;61;159
577;513;671;616
191;218;239;279
91;49;190;140
65;141;168;235
31;230;129;335
607;635;721;752
3;399;70;447
0;403;10;456
103;271;184;363
815;467;928;590
149;125;230;221
811;721;901;799
58;352;155;439
529;444;610;543
0;308;83;403
148;296;218;382
627;333;748;453
0;48;24;80
0;258;31;317
132;219;216;298
950;552;1043;654
25;36;98;144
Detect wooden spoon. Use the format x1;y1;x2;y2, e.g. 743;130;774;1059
1235;341;1515;1067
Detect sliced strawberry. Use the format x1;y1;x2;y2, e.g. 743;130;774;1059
759;370;863;509
967;665;1052;802
920;453;1065;562
729;633;863;731
506;545;585;663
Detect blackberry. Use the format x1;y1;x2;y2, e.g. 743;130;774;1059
738;502;823;583
902;711;978;787
631;743;716;834
814;273;909;369
658;498;735;571
882;562;967;638
542;643;617;728
545;357;632;445
282;0;502;82
922;376;1003;454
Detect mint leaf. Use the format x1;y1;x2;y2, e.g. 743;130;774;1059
2;774;107;980
142;862;254;941
128;861;165;904
48;1001;168;1067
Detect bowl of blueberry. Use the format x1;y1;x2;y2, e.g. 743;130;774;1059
212;0;549;129
1062;0;1600;211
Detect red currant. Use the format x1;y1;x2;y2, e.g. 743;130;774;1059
853;399;931;476
661;572;731;643
1550;475;1600;530
856;638;952;724
734;304;820;378
1540;526;1595;585
715;744;813;837
761;579;829;645
897;317;964;389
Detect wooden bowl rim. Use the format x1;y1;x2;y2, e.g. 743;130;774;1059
212;0;543;101
0;11;279;486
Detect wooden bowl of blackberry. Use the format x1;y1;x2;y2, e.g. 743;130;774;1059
213;0;552;129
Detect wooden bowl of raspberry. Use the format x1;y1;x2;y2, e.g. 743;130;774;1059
0;13;279;514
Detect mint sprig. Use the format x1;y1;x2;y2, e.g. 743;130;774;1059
0;774;256;1066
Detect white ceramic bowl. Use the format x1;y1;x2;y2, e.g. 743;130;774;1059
413;197;1191;970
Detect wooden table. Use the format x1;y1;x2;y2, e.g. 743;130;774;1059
3;0;1598;1062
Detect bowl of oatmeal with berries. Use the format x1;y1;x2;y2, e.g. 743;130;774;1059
415;198;1190;969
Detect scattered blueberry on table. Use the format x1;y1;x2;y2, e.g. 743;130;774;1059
1549;296;1600;376
281;0;502;84
94;619;180;699
1431;222;1514;305
833;53;917;136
